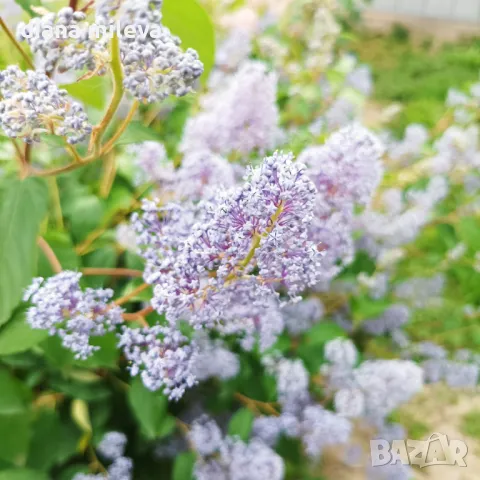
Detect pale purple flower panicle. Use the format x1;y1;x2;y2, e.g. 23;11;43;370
362;304;410;336
267;357;310;415
181;61;280;156
172;150;237;201
97;0;204;102
193;334;240;381
324;338;358;368
190;416;285;480
299;405;352;458
131;141;174;186
189;416;224;457
215;29;252;71
118;325;198;400
107;456;133;480
98;432;128;460
299;125;384;283
388;123;428;164
354;360;424;421
323;339;424;422
300;124;384;210
281;297;324;335
17;7;108;75
135;152;323;332
24;271;123;359
0;66;92;144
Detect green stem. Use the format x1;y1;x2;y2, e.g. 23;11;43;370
30;101;139;178
92;33;124;152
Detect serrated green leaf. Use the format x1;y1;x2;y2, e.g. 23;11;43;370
228;407;255;442
0;310;49;356
163;0;215;82
0;177;48;326
128;377;168;439
172;452;195;480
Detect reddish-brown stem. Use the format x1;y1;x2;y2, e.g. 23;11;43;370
37;237;63;274
114;283;150;306
80;0;95;12
69;0;79;10
82;268;143;278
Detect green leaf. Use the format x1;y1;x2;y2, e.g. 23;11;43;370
0;469;48;480
351;297;390;324
0;369;30;414
156;415;177;439
457;216;480;250
128;377;168;439
77;333;119;369
228;407;255;442
50;377;111;402
114;121;162;146
0;177;48;326
163;0;216;81
83;246;117;288
13;0;41;17
63;195;105;242
0;310;48;356
307;322;346;346
0;413;31;464
172;452;195;480
62;76;108;110
27;410;79;471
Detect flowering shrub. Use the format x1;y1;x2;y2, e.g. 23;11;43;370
0;0;479;479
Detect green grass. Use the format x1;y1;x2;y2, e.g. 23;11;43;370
461;410;480;440
350;27;480;134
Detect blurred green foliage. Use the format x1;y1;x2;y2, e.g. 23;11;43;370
352;27;480;134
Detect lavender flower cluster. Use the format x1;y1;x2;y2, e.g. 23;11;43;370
118;324;198;400
259;355;353;458
181;61;280;156
133;151;323;335
321;338;424;424
73;431;133;480
16;0;204;103
300;124;384;280
0;66;92;144
189;416;285;480
17;7;108;74
24;271;123;359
